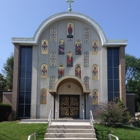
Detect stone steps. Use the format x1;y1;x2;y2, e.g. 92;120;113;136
48;129;95;133
44;122;97;140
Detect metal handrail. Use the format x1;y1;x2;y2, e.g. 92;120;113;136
27;133;36;140
83;110;84;120
47;110;52;138
90;110;94;138
109;134;119;140
90;110;94;125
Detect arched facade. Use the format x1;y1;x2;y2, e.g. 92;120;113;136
12;12;128;119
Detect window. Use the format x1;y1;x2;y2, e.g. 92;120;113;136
107;48;119;101
18;46;32;118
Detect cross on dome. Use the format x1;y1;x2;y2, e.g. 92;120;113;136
67;0;74;12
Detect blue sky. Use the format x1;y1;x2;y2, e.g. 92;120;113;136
0;0;140;72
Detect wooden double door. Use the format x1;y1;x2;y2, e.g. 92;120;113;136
60;95;79;118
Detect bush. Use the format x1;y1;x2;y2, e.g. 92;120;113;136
94;99;131;126
0;103;12;122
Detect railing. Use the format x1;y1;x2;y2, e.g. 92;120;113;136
90;110;94;138
27;133;36;140
47;110;52;138
83;110;84;120
109;134;119;140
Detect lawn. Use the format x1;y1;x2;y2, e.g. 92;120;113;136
94;124;140;140
0;122;47;140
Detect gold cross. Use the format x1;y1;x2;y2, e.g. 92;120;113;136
67;0;74;12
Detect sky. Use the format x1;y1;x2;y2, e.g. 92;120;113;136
0;0;140;73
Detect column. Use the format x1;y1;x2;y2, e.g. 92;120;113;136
31;46;38;118
12;44;20;120
119;46;126;106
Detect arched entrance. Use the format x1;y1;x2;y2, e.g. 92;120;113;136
49;76;90;119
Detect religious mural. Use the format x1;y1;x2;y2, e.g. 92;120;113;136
58;39;65;54
92;64;98;80
84;76;90;89
92;89;98;105
92;40;98;55
50;27;57;42
41;39;48;54
58;65;64;79
84;52;89;67
75;40;82;55
84;28;90;42
67;52;73;67
67;22;74;43
41;64;47;79
50;52;56;66
50;76;55;89
40;88;47;104
75;64;81;79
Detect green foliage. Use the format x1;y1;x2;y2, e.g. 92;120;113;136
125;54;140;112
2;53;14;90
0;73;6;90
0;103;12;122
94;123;140;140
94;100;131;126
0;122;47;140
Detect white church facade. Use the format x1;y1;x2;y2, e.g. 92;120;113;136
11;12;127;119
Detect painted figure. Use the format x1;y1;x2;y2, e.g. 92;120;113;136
68;24;73;38
92;40;98;55
41;39;48;54
58;65;64;79
75;40;82;55
92;64;98;80
40;88;46;104
67;23;73;38
67;52;73;67
75;65;81;78
58;40;65;54
92;89;98;105
41;64;47;78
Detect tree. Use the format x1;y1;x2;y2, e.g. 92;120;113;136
2;53;14;90
0;73;6;90
125;54;140;112
94;99;131;126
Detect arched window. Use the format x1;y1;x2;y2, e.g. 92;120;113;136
50;52;56;66
75;64;81;79
50;76;55;89
50;27;57;42
84;76;90;89
84;52;89;67
84;28;90;42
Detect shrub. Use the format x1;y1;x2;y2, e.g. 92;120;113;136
94;99;131;126
0;103;12;122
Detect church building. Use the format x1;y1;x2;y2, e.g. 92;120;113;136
11;9;127;119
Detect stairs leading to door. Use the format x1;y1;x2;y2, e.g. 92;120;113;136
44;121;97;140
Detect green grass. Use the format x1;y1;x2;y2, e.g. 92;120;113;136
94;124;140;140
0;122;47;140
